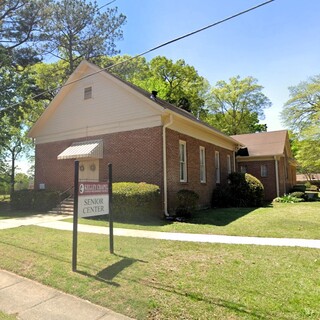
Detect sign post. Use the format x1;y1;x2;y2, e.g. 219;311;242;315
108;163;113;254
72;160;79;272
72;162;113;271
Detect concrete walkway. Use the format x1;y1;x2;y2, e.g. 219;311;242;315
0;269;132;320
1;214;320;249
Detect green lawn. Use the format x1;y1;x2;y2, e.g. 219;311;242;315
0;312;16;320
68;202;320;239
0;226;319;319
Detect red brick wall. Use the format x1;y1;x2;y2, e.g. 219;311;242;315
166;129;234;212
35;126;235;213
35;126;163;194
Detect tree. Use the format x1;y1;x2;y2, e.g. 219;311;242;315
208;76;271;135
294;126;320;176
281;75;320;134
40;0;126;75
0;0;49;67
0;116;32;197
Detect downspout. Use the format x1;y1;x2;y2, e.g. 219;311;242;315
274;156;280;197
233;150;237;172
163;115;173;216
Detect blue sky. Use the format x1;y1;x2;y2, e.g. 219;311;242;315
98;0;320;131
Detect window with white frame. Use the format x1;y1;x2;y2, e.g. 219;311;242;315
227;154;232;174
215;151;220;184
179;141;187;182
200;146;206;183
261;164;268;177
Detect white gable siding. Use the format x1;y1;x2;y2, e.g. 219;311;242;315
33;69;163;144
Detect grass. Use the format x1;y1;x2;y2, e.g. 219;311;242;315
0;226;319;319
64;202;320;239
0;312;16;320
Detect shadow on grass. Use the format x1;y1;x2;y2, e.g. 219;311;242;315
87;206;265;227
188;207;258;226
77;255;147;287
0;202;46;219
135;278;271;319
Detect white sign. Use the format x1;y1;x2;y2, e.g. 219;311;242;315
78;182;109;218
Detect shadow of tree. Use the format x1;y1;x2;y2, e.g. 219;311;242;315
189;207;258;226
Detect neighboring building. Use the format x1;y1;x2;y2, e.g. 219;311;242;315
231;131;297;201
296;174;320;185
28;60;239;214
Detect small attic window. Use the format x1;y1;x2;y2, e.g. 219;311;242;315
84;86;92;100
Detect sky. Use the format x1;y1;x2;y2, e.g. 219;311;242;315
97;0;320;131
17;0;320;174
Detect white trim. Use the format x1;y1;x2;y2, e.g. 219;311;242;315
179;140;187;182
227;154;232;174
261;164;268;177
200;146;206;183
215;151;220;184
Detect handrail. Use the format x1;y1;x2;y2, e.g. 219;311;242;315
59;185;74;199
58;186;74;214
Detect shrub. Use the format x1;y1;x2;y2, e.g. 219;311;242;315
11;190;34;210
33;191;60;211
211;185;231;208
227;172;264;207
112;182;161;220
289;191;306;199
11;190;60;211
307;185;319;192
273;194;304;203
290;184;307;193
175;189;199;217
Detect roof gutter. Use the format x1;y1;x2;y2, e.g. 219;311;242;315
163;114;173;217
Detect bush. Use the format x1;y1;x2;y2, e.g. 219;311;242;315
307;185;319;192
211;185;231;208
273;194;304;203
229;172;264;207
175;189;199;218
11;190;34;210
290;184;307;193
112;182;161;220
11;190;60;211
289;191;306;200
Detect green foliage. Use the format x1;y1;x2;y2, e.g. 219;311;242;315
290;185;307;193
175;189;200;218
99;55;210;119
40;0;126;75
273;194;304;203
112;182;161;220
228;172;264;207
11;190;59;211
0;0;49;67
289;192;305;199
208;76;271;135
212;173;264;207
282;75;320;133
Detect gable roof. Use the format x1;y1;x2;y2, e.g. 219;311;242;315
29;60;239;148
231;130;290;157
89;61;237;142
